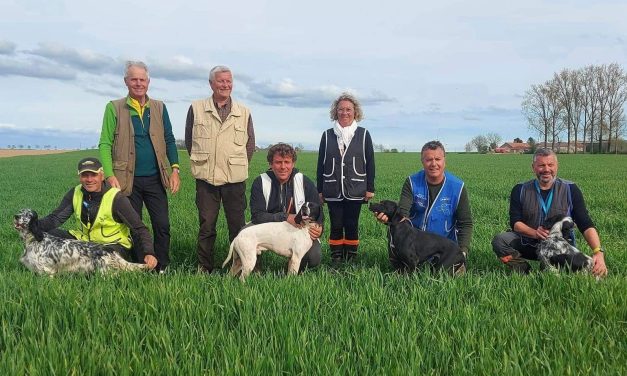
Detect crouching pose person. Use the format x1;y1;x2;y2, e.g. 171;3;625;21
37;157;158;269
249;143;323;272
375;141;472;274
491;148;607;276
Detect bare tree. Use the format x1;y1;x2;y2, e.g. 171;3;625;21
554;69;584;153
522;81;562;147
580;65;601;153
602;63;627;153
470;135;489;153
485;132;502;151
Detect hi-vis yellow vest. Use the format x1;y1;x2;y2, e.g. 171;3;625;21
68;185;132;249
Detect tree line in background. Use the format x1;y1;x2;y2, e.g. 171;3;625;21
522;63;627;154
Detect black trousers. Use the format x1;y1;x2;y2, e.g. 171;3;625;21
196;180;247;271
127;175;170;268
327;200;363;242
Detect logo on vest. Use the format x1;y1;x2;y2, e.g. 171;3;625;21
414;193;427;208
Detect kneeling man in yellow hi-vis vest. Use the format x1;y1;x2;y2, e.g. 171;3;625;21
38;157;158;269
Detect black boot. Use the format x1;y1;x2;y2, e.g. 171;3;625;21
330;244;344;266
345;244;358;262
502;252;532;274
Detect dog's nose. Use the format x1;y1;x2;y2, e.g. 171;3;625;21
14;215;19;220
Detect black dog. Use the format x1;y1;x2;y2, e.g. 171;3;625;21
369;200;465;274
538;214;593;273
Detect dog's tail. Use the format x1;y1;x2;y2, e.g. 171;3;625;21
222;239;236;268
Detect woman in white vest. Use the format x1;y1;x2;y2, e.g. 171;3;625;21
317;93;376;264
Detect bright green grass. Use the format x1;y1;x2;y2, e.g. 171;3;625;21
1;151;626;375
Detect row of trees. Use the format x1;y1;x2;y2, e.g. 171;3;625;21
522;63;627;153
464;133;503;153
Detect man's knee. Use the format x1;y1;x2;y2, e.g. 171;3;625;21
491;232;515;257
300;241;322;271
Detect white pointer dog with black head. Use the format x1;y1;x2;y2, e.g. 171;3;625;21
223;202;322;281
14;208;149;275
537;214;593;273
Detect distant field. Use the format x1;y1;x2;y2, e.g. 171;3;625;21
0;149;72;158
1;151;626;374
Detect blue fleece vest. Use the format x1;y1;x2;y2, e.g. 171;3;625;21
408;171;464;241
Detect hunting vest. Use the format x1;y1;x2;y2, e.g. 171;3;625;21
69;185;132;249
189;98;250;186
519;178;574;242
408;170;464;241
111;98;170;196
320;127;369;201
260;172;305;212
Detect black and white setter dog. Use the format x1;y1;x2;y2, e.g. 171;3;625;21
368;200;465;275
537;214;594;273
13;208;149;275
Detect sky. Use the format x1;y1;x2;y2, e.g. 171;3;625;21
1;0;626;151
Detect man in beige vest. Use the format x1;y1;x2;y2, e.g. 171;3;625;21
99;61;180;273
185;65;255;273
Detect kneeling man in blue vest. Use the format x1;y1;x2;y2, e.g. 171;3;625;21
247;143;324;272
37;157;158;269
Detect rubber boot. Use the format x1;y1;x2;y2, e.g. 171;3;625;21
501;252;532;274
345;244;358;262
330;244;344;266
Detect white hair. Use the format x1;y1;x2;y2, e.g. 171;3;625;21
209;65;232;82
124;61;149;79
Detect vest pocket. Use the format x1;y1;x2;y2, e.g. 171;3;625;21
190;153;209;180
113;160;130;192
234;125;246;146
352;157;366;176
322;159;335;177
228;156;248;182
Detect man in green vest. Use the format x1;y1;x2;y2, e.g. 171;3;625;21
184;65;255;273
38;157;158;269
99;61;180;273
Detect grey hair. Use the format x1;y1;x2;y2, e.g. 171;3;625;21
533;148;557;163
124;61;149;79
329;92;364;122
209;65;232;82
421;140;445;158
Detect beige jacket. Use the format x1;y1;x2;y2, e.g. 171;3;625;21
189;98;250;186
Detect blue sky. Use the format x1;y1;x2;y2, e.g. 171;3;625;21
1;0;626;151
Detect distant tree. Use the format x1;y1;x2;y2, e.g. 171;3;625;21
175;139;186;150
464;142;473;152
470;135;489;153
527;137;537;153
486;132;502;151
514;137;523;143
390;148;398;153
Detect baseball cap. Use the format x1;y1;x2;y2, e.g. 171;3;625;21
77;157;103;175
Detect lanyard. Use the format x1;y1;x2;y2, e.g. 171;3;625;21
534;180;554;216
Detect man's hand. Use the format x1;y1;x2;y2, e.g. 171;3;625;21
169;170;180;194
309;223;323;240
375;212;389;223
592;252;608;277
144;255;158;269
365;191;375;202
535;226;550;240
107;176;121;189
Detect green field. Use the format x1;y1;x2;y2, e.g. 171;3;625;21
1;151;626;375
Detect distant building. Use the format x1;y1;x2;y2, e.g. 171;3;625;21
495;142;530;153
537;142;585;153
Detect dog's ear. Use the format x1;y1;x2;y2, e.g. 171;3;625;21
29;211;45;242
309;203;323;224
294;207;303;224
